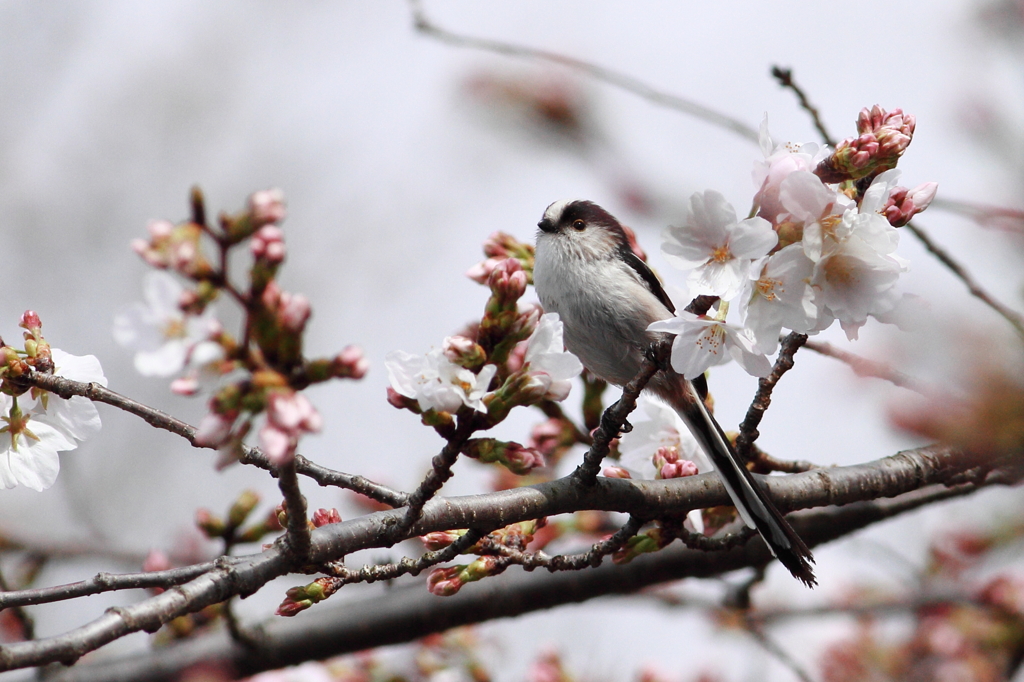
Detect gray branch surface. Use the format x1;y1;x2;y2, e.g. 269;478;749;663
1;443;1011;674
44;477;996;682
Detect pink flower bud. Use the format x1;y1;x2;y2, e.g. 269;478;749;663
311;508;342;527
194;412;234;447
19;311;41;332
883;182;939;227
259;423;294;465
466;257;504;284
602;466;632;479
427;566;464;596
442;335;486;368
251;225;286;263
266;391;322;433
488;258;527;305
147;219;174;240
333;345;369;379
143;549;171;573
170;376;200;396
659;460;698;479
421;530;463;551
278;292;311;333
504;443;546;474
528;418;564;455
482;232;512;258
249;188;286;226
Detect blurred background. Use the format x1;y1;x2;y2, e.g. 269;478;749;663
1;1;1023;680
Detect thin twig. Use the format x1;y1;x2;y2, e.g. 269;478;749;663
801;339;928;394
770;66;835;147
408;0;758;142
0;563;220;610
328;528;487;587
677;526;757;553
573;340;668;482
734;333;808;463
16;372;408;508
485;515;644;572
277;461;310;561
396;417;478;535
746;621;816;682
904;220;1024;340
749;445;819;474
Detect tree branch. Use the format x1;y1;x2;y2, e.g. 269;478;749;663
16;372;408;508
44;473;1008;682
802;339;928;393
904;220;1024;340
0;442;1012;672
408;0;758;142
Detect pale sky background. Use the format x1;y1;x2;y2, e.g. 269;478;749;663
1;2;1023;681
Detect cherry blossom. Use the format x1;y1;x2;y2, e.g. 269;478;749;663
662;191;777;300
617;397;706;531
649;310;771;379
521;313;583;401
260;390;323;465
753;119;830;225
113;271;220;377
0;396;75;491
385;348;497;414
0;349;107;491
738;245;818;354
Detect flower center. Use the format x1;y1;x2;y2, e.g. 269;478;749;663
695;324;726;355
818;214;842;240
710;244;732;263
756;276;783;301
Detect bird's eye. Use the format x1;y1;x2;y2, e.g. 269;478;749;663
572;219;586;231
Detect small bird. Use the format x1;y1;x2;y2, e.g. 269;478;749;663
533;199;816;586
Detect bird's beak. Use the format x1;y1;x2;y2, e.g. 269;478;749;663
537;218;556;233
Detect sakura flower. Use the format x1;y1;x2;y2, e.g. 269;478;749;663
618;397;704;479
649;311;772;379
0;394;76;491
521;313;583;401
662;191;777;300
113;271;221;377
753;119;830;225
806;173;910;339
777;170;854;262
619;399;704;529
260;390;323;465
738;245;817;354
385;348;497;414
30;348;107;444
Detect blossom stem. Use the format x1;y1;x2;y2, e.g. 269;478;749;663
277;459;311;561
905;220;1024;341
734;332;808;463
395;416;479;536
573;339;669;484
409;0;759;142
770;66;836;146
16;371;408;507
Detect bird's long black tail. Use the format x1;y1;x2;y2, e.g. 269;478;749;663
669;381;816;587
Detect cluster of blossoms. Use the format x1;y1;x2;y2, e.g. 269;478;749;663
386;258;583;476
117;189;367;468
0;312;106;491
651;107;937;380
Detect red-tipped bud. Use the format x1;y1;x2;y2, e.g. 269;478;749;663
249;188;286;226
332;345;369;379
19;311;41;332
602;466;632;479
311;508;342;527
442;335;487;369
